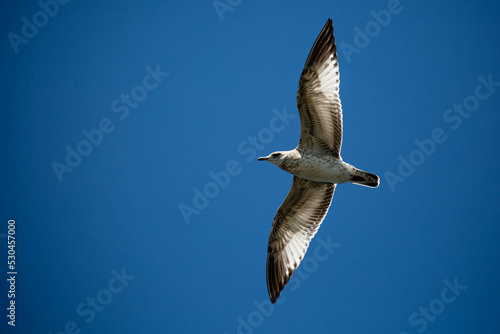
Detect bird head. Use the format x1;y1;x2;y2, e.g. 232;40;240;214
257;152;287;167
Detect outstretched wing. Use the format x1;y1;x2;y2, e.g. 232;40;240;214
297;18;343;157
266;176;335;303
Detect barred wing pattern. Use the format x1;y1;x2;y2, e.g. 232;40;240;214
266;176;335;303
297;18;343;157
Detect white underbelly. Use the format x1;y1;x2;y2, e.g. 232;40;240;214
293;159;351;183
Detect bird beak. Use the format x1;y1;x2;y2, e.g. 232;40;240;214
257;156;268;161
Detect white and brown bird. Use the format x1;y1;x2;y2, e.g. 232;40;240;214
258;18;379;303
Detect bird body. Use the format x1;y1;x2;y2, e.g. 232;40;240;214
259;18;379;303
259;149;378;186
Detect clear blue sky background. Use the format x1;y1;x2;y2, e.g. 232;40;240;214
2;0;500;333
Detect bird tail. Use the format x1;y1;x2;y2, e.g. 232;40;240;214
350;170;380;188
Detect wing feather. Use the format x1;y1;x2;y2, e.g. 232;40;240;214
297;18;343;156
266;176;335;303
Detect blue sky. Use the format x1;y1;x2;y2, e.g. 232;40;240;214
2;0;500;333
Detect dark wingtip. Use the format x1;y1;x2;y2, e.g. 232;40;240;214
326;18;333;31
302;17;336;71
267;252;294;304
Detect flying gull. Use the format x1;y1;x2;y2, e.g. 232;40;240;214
258;18;379;303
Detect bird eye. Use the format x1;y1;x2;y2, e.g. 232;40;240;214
271;153;281;158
